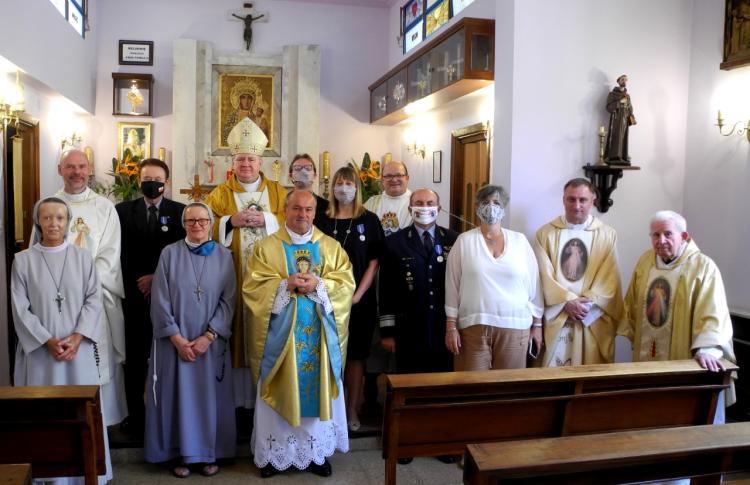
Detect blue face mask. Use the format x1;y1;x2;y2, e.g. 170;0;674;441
187;240;216;256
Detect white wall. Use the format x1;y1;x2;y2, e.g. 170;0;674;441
0;0;97;113
684;0;750;316
507;0;693;282
90;0;392;185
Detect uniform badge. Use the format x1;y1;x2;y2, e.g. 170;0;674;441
435;244;444;262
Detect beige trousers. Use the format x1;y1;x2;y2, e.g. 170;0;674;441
454;324;529;371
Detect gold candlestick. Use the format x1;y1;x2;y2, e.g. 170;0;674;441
321;151;331;199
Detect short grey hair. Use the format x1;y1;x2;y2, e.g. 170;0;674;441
475;184;510;208
32;197;72;244
284;188;317;208
650;210;687;233
182;202;215;229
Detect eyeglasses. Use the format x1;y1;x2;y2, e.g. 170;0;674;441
382;174;406;181
184;218;211;227
292;166;314;172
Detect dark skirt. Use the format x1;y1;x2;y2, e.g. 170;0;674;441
346;291;377;361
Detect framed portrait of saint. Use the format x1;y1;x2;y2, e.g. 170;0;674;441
213;66;281;157
721;0;750;69
117;122;151;160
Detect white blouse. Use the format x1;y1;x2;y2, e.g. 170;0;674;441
445;227;543;330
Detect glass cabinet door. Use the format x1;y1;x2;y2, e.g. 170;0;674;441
430;29;465;92
370;81;387;122
469;32;493;74
407;53;432;102
386;68;408;113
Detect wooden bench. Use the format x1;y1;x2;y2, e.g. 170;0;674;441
463;422;750;484
0;385;106;485
0;464;32;485
382;360;737;485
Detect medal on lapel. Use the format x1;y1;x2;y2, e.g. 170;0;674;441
435;244;444;263
160;215;170;232
357;223;366;241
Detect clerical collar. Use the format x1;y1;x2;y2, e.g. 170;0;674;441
656;241;688;269
61;187;91;203
285;224;313;244
238;177;261;192
562;214;593;230
34;240;70;253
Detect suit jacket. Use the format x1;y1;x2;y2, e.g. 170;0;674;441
116;197;186;306
379;224;458;372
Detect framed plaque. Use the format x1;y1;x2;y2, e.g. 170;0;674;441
433;150;442;183
119;40;154;66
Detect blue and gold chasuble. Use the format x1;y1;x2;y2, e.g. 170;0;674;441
259;240;344;420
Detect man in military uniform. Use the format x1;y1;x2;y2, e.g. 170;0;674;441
378;188;458;464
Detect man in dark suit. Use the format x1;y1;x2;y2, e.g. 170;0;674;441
116;158;186;437
378;188;459;464
379;188;458;373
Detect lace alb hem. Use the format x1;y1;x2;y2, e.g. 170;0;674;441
252;420;349;471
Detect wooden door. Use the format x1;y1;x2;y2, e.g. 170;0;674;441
449;122;489;233
6;121;40;251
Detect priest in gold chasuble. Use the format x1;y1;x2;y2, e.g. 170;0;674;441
534;179;623;366
245;190;354;477
621;210;736;406
205;117;286;408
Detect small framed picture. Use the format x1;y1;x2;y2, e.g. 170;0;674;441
117;122;152;160
433;150;442;183
119;40;154;66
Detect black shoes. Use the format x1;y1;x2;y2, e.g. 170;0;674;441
307;459;332;477
259;464;278;478
436;455;460;464
397;457;413;465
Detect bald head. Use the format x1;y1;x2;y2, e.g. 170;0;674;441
58;149;90;194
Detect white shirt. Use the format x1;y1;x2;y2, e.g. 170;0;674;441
445;228;543;329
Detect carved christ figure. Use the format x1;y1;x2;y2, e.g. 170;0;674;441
232;12;265;50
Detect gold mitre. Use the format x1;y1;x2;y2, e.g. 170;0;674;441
227;117;268;155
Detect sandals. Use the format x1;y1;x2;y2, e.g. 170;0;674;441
171;462;219;478
172;465;190;478
347;419;361;432
201;463;220;477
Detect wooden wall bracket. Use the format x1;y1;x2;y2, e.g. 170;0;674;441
583;164;640;213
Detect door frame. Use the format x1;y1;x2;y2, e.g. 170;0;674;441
449;121;490;232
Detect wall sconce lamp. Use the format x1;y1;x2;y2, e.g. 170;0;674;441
716;110;750;141
406;141;426;159
0;70;25;132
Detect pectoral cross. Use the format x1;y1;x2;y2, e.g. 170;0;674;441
55;292;65;314
195;286;205;301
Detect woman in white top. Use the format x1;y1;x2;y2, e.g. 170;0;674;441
444;185;543;371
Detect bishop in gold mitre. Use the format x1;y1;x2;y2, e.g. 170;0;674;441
205;117;286;409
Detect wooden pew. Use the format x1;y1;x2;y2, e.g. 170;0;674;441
0;385;106;485
382;360;736;485
463;422;750;484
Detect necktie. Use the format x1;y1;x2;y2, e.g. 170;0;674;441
423;231;434;255
148;205;159;235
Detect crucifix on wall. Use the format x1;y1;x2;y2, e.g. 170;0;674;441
228;3;269;51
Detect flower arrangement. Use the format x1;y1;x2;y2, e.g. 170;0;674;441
101;153;142;202
349;152;381;203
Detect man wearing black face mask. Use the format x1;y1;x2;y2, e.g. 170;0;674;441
116;158;186;438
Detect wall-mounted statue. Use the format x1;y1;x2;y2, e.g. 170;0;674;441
605;74;636;165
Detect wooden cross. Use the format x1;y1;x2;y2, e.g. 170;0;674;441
179;174;213;202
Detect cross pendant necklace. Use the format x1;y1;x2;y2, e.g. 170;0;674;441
189;250;208;302
40;246;70;314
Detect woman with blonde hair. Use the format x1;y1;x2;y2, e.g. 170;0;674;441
317;166;384;432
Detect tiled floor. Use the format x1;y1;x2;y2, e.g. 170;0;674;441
109;446;464;484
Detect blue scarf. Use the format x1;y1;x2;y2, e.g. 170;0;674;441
186;240;216;256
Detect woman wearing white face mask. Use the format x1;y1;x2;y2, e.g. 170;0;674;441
317;166;384;432
444;184;543;371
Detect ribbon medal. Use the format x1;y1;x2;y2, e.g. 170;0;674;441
435;244;444;262
160;215;170;232
357;223;366;241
